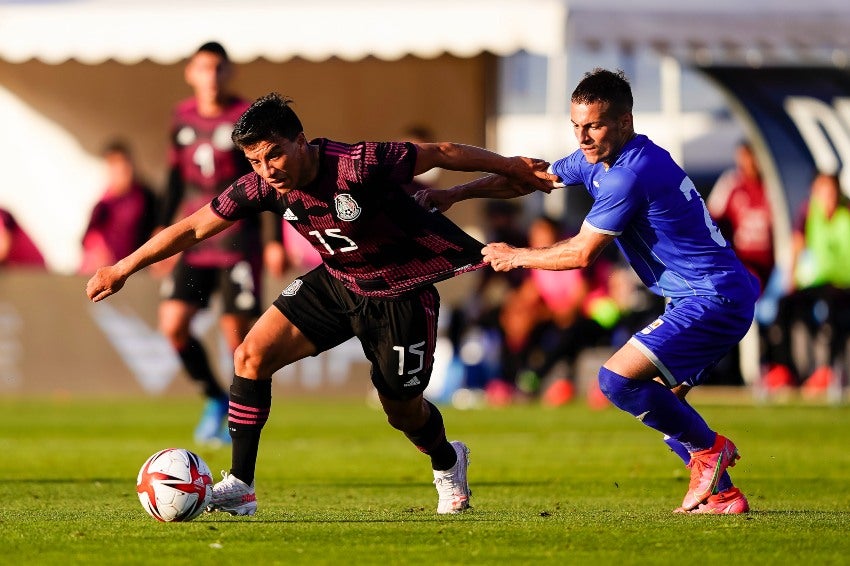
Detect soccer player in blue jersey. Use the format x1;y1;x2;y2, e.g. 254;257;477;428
86;92;553;517
423;69;758;514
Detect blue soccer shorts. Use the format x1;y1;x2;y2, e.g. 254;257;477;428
628;295;755;387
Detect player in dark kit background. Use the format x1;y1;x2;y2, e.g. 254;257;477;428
155;41;257;445
86;92;554;516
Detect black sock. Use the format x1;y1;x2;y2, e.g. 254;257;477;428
228;376;272;485
404;400;457;471
177;336;226;399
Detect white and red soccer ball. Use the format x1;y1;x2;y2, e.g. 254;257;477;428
137;448;213;522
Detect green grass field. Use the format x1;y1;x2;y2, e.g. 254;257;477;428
2;393;850;565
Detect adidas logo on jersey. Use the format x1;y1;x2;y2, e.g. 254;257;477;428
403;376;421;387
283;208;298;221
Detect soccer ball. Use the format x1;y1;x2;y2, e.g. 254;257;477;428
137;448;213;522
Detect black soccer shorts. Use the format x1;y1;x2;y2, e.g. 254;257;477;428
160;258;262;317
273;266;440;401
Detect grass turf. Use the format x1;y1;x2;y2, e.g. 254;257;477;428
2;394;850;565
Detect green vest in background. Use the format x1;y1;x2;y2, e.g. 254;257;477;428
795;199;850;289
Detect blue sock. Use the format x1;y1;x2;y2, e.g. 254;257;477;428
598;367;715;453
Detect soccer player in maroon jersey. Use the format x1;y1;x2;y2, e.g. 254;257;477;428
79;141;157;275
0;208;45;269
86;92;553;516
155;42;257;445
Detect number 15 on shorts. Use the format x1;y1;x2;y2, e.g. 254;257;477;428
393;341;426;375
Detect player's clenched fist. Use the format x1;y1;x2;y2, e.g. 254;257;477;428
482;242;519;272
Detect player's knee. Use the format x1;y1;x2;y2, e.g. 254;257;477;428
158;322;187;347
234;340;268;378
598;366;633;406
383;398;428;433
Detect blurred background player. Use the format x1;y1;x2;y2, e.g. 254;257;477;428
154;41;258;445
0;208;45;269
79;140;157;275
706;140;775;387
707;140;774;290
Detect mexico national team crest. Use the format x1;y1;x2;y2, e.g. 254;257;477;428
334;193;361;221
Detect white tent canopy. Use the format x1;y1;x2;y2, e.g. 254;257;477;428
0;0;567;65
2;0;850;66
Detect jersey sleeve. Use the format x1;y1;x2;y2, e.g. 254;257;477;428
363;141;417;187
210;173;270;221
584;168;643;235
550;151;586;187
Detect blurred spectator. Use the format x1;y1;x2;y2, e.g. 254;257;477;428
764;172;850;393
497;216;609;405
478;199;528;295
0;208;45;269
434;199;528;404
707;141;774;290
707;140;774;386
78;140;157;275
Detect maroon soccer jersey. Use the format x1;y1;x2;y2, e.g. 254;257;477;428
168;96;258;267
0;209;45;268
82;183;155;264
211;139;486;298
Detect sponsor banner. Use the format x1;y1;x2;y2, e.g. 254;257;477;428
0;271;371;397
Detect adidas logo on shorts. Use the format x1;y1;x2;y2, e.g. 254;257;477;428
281;279;303;296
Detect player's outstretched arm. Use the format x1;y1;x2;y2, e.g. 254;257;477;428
86;205;233;302
482;222;615;272
413;142;556;190
415;173;550;212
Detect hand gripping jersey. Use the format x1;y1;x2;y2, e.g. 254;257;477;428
211;139;486;298
551;134;759;303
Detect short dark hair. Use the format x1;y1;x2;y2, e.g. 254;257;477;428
232;93;304;149
100;139;132;158
571;68;633;116
195;41;229;62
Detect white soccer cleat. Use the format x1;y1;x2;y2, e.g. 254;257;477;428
206;471;257;516
433;441;471;514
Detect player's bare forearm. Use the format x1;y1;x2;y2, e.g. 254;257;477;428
482;228;613;272
482;241;586;272
414;169;557;212
415;174;513;212
85;205;232;302
413;143;556;191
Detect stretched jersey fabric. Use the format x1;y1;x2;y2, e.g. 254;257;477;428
551;134;759;302
211;139;485;298
166;96;258;268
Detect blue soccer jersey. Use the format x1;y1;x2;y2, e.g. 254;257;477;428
551;134;759;302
